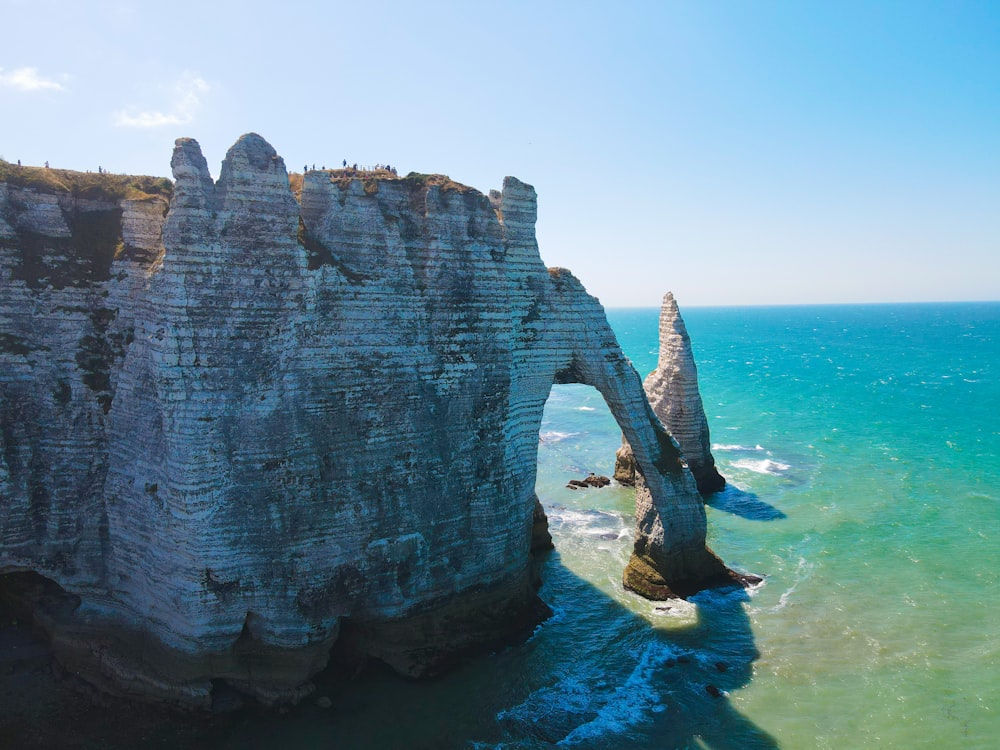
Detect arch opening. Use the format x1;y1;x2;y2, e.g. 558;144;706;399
532;384;639;578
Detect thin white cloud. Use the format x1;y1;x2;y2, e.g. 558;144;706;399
114;72;210;128
0;67;66;92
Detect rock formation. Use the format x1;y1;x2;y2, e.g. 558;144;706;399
0;136;737;708
615;292;726;495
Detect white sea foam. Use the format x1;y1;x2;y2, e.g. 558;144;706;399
557;642;683;745
576;406;596;411
712;443;764;452
547;507;628;538
758;556;812;614
539;431;579;444
730;458;790;475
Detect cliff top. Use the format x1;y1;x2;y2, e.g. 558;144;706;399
0;159;173;203
287;168;476;203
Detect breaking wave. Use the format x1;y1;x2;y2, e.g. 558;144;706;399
539;431;580;444
730;458;791;475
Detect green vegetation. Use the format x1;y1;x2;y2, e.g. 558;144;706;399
401;172;476;194
0;159;172;202
297;216;366;282
287;172;304;202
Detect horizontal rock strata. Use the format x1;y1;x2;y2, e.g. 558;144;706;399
0;137;732;707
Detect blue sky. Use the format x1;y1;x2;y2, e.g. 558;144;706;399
2;0;997;307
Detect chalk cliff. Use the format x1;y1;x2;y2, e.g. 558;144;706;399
0;136;736;707
615;292;726;495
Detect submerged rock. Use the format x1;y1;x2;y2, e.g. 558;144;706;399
565;474;611;489
0;137;736;707
615;292;726;494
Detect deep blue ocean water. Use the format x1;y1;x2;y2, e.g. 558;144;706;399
113;302;1000;748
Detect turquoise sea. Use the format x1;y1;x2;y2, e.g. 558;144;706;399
9;302;1000;748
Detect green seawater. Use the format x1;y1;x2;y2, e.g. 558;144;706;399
66;302;1000;748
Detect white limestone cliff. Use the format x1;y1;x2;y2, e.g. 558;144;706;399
615;292;726;495
0;138;738;707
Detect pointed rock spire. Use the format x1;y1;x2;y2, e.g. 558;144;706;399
169;137;215;208
614;292;725;494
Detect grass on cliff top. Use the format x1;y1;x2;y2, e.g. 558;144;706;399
0;159;173;202
400;172;475;193
287;172;304;201
287;169;475;201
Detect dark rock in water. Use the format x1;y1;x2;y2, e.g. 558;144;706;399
565;473;611;489
705;684;722;698
0;135;737;707
715;661;729;673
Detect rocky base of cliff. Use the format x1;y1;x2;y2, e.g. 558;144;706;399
1;570;551;710
622;551;759;600
613;445;638;486
331;576;552;680
531;496;555;553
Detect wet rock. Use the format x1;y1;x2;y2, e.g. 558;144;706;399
565;473;611;489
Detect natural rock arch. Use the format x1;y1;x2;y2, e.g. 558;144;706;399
523;271;733;597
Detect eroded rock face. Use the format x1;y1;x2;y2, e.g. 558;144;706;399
0;137;732;707
615;292;726;495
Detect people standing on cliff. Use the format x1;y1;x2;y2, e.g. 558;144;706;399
343;159;347;168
